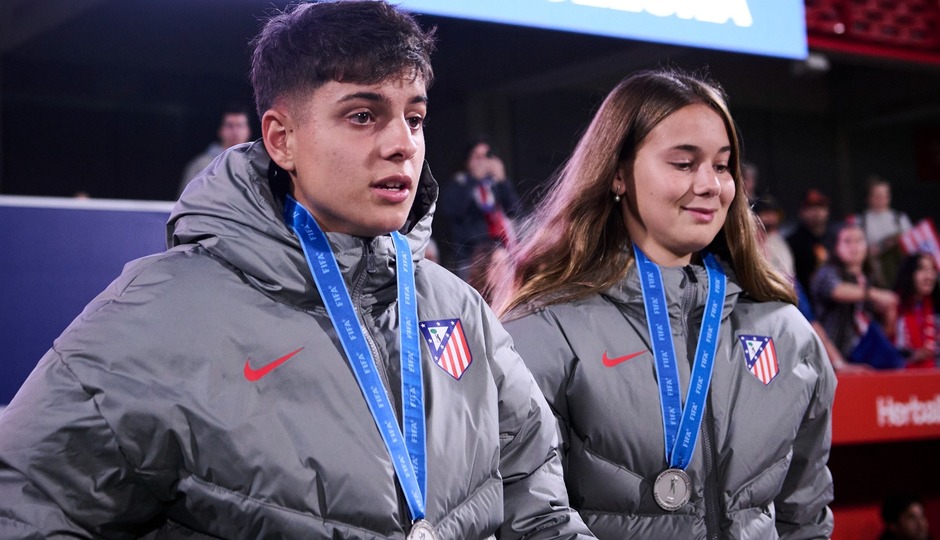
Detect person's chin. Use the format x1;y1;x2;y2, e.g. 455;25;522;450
357;216;410;238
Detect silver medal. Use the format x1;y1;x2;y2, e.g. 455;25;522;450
653;468;691;511
407;519;438;540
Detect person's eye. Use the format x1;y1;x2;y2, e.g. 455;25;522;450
349;112;374;125
714;163;730;174
407;115;425;130
671;161;693;171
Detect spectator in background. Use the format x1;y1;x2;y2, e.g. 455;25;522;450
755;195;868;372
465;239;509;306
787;188;832;295
423;237;440;264
177;102;253;196
753;195;795;278
438;137;520;278
855;176;912;287
894;252;940;368
741;160;760;202
879;493;931;540
811;221;899;360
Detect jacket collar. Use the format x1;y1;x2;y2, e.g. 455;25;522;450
602;254;743;322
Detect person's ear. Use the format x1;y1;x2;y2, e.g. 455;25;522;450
262;108;295;172
612;165;627;197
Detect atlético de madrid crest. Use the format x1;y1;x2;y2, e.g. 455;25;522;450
420;319;473;380
739;335;779;385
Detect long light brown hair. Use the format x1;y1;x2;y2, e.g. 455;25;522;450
493;67;796;319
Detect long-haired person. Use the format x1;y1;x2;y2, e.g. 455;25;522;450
493;68;835;539
810;221;899;361
894;252;940;368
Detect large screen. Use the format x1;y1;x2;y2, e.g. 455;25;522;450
398;0;807;60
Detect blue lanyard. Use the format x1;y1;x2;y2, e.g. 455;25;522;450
633;245;726;470
285;196;427;521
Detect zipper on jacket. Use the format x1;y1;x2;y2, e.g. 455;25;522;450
682;266;720;539
702;402;721;539
351;237;411;531
352;238;395;405
366;239;377;274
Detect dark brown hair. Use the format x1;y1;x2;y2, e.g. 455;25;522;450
250;1;436;119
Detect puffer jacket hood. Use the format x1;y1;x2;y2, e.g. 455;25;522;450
168;140;439;309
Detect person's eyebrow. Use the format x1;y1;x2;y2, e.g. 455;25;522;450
337;92;429;105
670;144;732;154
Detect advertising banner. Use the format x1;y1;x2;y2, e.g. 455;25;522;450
832;370;940;445
399;0;807;59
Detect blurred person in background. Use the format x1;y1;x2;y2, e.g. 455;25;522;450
753;195;795;278
755;196;868;372
465;238;510;306
786;188;833;295
855;176;912;288
741;161;760;203
894;252;940;368
177;102;253;196
438;137;520;278
879;493;932;540
810;221;899;362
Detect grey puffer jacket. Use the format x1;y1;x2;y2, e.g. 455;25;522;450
504;262;835;540
0;141;592;540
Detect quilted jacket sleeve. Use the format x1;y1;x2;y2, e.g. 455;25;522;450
486;307;594;540
0;351;165;540
774;328;836;540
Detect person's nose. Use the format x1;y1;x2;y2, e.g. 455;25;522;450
693;164;722;197
380;117;420;162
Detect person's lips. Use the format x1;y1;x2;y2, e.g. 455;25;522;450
683;206;718;222
371;174;413;203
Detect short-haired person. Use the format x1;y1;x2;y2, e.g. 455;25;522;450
786;188;833;295
856;176;912;287
0;2;592;539
493;68;835;538
879;493;932;540
178;102;253;196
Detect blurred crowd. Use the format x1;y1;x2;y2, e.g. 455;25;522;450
433;152;939;374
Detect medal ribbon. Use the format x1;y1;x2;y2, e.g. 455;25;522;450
633;245;726;470
285;196;427;521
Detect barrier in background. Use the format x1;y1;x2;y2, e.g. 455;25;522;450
830;370;940;539
0;196;172;405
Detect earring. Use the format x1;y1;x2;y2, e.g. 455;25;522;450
613;193;621;202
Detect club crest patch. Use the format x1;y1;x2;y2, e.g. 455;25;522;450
739;335;779;385
420;319;473;380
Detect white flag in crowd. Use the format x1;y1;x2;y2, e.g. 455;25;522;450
899;218;940;270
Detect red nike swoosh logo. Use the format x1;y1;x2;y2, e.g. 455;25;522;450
602;350;646;367
244;347;305;382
